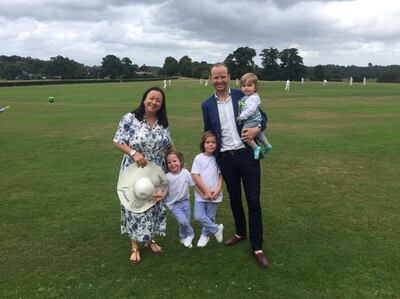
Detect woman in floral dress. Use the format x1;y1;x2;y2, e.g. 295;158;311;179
113;86;173;264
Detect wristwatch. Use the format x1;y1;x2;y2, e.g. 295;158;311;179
129;150;137;157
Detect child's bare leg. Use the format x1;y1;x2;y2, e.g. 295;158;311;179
258;133;272;154
247;139;257;149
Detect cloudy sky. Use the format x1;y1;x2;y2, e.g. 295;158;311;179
1;0;399;67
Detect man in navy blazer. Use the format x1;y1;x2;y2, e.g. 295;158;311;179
201;63;269;268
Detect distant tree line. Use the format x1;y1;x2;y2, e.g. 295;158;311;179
159;47;308;81
0;55;88;80
0;55;150;80
1;48;400;83
307;63;400;83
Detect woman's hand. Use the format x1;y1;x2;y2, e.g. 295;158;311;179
133;152;147;168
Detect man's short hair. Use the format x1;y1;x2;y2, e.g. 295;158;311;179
210;62;229;74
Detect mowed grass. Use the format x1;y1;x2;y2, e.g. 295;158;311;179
1;80;400;298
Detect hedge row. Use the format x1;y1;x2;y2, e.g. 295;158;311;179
0;77;176;88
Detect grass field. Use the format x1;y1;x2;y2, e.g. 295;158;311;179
1;80;400;298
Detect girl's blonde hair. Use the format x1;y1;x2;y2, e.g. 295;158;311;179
240;72;258;91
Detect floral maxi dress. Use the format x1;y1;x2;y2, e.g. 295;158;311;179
113;113;173;242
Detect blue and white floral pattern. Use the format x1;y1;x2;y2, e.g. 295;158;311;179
114;112;173;242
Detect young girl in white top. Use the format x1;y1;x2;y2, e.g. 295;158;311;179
165;150;195;248
236;72;272;160
191;131;224;247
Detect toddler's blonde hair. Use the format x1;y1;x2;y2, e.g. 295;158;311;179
240;73;259;91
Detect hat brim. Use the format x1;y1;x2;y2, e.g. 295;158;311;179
117;161;167;213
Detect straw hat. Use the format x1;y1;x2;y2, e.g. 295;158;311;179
117;161;167;213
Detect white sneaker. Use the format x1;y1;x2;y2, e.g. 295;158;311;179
182;235;194;248
197;235;210;247
186;235;194;247
214;224;224;243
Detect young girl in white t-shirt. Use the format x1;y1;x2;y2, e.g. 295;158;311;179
191;131;224;247
165;150;195;248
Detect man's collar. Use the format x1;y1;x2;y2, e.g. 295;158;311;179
215;87;231;102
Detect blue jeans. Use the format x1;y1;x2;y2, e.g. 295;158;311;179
194;200;219;237
170;199;194;240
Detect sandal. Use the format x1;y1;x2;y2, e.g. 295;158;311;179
130;247;141;264
144;240;162;254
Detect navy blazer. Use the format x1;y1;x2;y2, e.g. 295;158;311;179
201;88;267;155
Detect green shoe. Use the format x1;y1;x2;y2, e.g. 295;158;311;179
253;146;261;160
264;144;272;154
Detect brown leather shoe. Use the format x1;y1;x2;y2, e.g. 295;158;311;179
224;235;247;246
254;252;269;268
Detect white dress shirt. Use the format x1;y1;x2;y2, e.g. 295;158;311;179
215;89;245;152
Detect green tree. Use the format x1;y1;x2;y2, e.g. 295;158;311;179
192;61;210;78
101;55;122;79
224;54;236;78
279;48;305;80
259;47;280;80
378;71;400;83
0;55;34;79
47;55;85;79
224;47;256;79
2;63;20;80
313;65;325;81
121;57;138;79
163;56;179;76
178;55;193;77
26;57;47;78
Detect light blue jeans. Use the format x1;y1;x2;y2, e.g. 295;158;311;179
170;199;194;240
194;200;219;237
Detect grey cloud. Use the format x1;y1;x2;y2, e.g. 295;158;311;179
156;0;400;53
268;0;352;9
0;0;399;66
0;0;165;22
158;1;317;46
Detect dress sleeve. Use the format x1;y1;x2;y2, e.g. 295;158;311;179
165;127;173;149
113;113;134;145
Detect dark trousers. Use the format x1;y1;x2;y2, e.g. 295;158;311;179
217;148;264;250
